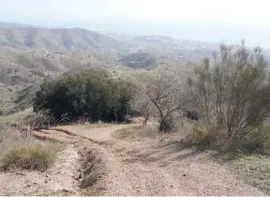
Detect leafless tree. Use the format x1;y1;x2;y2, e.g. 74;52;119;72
146;71;191;132
130;87;152;126
19;110;52;139
19;110;70;139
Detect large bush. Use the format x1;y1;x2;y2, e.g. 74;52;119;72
34;69;135;123
188;42;270;150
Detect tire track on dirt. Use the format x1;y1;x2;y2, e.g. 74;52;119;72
47;124;265;196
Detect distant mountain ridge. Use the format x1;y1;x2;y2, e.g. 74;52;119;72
0;25;124;54
0;22;32;28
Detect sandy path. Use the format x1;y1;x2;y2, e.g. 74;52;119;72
0;122;264;195
53;124;265;196
56;124;138;142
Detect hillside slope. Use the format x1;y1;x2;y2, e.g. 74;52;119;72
0;27;124;53
0;24;220;113
0;49;127;113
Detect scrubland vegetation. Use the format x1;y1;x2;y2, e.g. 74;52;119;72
128;42;270;155
0;109;60;172
1;40;270;194
12;41;264;156
3;41;270;159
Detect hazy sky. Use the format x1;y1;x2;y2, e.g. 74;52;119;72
2;0;270;47
0;0;270;25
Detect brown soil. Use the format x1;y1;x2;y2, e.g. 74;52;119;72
55;124;265;195
0;123;266;195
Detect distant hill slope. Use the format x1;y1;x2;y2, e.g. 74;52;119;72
0;23;222;114
0;48;129;113
0;27;124;53
0;22;32;28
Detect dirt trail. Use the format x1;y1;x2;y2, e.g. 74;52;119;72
1;123;265;195
52;124;265;196
55;124;138;142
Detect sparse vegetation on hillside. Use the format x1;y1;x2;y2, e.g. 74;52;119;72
0;27;122;53
119;52;156;68
1;21;270;194
0;25;212;115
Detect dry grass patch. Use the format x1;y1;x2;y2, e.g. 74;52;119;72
113;124;160;140
187;123;270;193
0;117;61;172
113;123;190;147
232;155;270;193
184;123;227;149
0;107;33;126
184;122;270;154
0;143;57;171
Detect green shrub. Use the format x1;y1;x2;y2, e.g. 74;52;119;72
0;144;57;171
34;68;135;123
188;42;270;150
